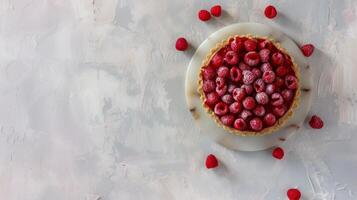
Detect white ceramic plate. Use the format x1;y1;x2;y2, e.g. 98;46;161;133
185;22;313;151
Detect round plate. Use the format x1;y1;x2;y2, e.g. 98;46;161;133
185;22;313;151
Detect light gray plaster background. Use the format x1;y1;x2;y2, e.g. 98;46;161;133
0;0;356;199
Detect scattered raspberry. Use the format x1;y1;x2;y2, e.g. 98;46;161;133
198;10;211;21
243;96;256;110
240;110;253;120
276;65;289;77
212;54;223;68
202;80;216;93
224;51;239;65
232;88;246;101
250;118;263;131
214;102;228;116
244;39;257;51
202;67;216;80
260;63;272;72
244;51;260;66
210;5;222;17
217;66;230;78
221;115;235;126
229;102;242;114
285;75;298;89
265;84;276;95
243;70;257;84
205;92;220;107
252;68;262;78
271;93;284;106
216;84;227;96
273;105;287;117
254;78;266;93
234;118;247;130
271;52;285;66
259;49;271;63
264;113;276;126
230;67;243;82
222;94;234;104
287;188;301;200
255;92;269;105
205;154;219;169
253;105;266;117
175;37;188;51
272;147;284;159
301;44;314;57
309;115;324;129
263;70;276;83
264;5;277;19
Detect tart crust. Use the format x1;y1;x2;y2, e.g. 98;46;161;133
198;35;301;136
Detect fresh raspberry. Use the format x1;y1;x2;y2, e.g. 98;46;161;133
202;80;216;93
253;105;266;117
260;63;273;72
263;70;276;83
205;92;220;107
250;118;263;131
215;77;226;88
243;97;256;110
287;188;301;200
265;84;276;95
272;147;284;159
234;118;247;130
230;67;243;82
252;68;262;78
255;92;269;105
232;88;246;101
264;5;277;19
222;94;234;104
244;51;260;66
240;110;253;120
276;65;289;77
210;5;222;17
282;89;293;101
231;38;244;52
212;54;223;68
258;40;272;50
309;115;324;129
239;62;251;71
216;84;228;96
205;154;219;169
273;105;286;117
244;39;257;51
274;77;284;87
242;70;257;84
217;66;230;78
198;10;211;21
221;114;235;126
271;52;285;66
202;67;216;80
175;37;188;51
241;84;254;95
271;93;284;106
214;102;228;116
229;102;242;114
301;44;314;57
259;49;271;63
228;84;237;93
224;51;239;65
254;78;266;93
264;113;276;126
285;75;298;89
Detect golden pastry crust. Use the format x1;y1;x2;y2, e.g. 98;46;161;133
197;35;301;136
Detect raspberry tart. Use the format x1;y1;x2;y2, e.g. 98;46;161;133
198;35;300;136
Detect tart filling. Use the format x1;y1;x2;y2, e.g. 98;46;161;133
198;35;300;136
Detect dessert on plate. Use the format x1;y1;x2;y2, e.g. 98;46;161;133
198;35;300;136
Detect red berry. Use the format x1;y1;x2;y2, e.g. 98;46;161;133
252;68;262;78
202;80;216;93
243;97;256;110
242;70;257;84
273;105;286;117
214;102;228;116
263;70;276;84
244;51;260;66
231;38;244;52
301;44;314;57
260;63;272;72
221;115;235;126
271;93;284;106
202;67;216;80
228;84;237;93
258;40;273;50
240;110;253;120
309;115;324;129
264;5;277;19
232;88;246;101
216;84;228;96
175;37;188;51
282;89;293;101
234;118;247;130
285;75;298;89
230;67;243;82
229;102;242;114
205;154;219;169
212;54;223;68
254;78;266;93
271;52;285;66
217;66;230;78
222;94;234;104
272;147;284;159
259;48;271;63
198;10;211;21
239;61;251;71
255;92;269;105
224;51;239;65
250;118;263;131
287;188;301;200
264;113;276;126
244;39;257;51
274;77;284;88
241;84;254;95
265;84;276;95
210;5;222;17
215;77;226;88
276;65;289;77
205;92;220;107
253;105;266;117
